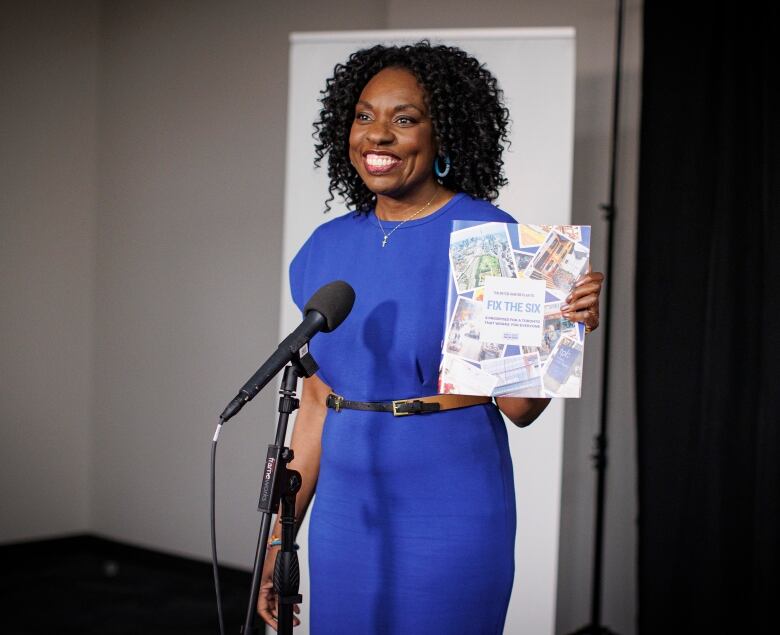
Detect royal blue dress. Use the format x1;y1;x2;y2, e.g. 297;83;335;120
289;193;517;635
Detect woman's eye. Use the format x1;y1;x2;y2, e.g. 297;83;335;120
355;112;372;122
395;116;416;125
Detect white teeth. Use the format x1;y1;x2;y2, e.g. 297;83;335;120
366;154;398;167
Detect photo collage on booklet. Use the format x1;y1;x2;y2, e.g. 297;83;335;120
439;221;591;398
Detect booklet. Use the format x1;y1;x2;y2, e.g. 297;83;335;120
438;221;591;398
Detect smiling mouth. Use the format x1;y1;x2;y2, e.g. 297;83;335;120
363;152;401;175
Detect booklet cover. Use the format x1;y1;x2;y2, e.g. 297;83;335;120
438;221;591;398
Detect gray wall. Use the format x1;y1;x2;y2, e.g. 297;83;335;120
91;0;386;564
0;0;98;542
0;1;640;633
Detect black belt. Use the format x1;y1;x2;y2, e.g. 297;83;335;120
325;393;492;417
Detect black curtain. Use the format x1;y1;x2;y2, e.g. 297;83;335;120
636;2;779;632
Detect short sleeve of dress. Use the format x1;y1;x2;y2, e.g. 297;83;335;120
289;231;316;313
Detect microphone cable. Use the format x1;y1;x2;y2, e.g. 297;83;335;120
211;420;226;635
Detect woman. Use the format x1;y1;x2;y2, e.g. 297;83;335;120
259;42;604;634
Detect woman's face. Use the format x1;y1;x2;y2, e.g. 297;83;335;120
348;67;438;201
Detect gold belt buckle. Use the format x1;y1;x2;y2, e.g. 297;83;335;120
331;393;344;413
392;399;411;416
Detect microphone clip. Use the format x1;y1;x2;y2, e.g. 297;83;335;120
289;342;318;379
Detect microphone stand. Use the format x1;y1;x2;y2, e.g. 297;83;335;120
241;350;317;635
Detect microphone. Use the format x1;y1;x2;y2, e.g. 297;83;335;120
219;280;355;423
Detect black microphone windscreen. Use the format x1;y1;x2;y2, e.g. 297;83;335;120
303;280;355;332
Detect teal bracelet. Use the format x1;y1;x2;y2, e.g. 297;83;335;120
267;539;299;550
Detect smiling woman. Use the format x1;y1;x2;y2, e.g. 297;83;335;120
258;41;604;635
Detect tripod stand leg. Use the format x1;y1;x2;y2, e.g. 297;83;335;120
242;512;274;634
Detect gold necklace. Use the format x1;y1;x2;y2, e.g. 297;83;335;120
375;190;438;247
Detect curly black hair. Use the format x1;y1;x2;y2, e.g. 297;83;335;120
313;41;511;212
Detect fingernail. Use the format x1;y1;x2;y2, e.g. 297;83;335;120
560;304;570;311
575;279;587;287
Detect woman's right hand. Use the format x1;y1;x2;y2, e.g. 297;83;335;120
257;547;301;630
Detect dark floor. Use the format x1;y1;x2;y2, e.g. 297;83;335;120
0;534;256;634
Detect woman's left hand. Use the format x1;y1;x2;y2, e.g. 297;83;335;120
561;269;605;333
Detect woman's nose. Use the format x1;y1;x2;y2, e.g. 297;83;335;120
366;120;394;144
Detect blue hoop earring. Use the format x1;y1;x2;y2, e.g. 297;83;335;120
434;154;451;178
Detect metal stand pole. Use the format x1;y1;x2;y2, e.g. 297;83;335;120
241;364;309;635
568;1;624;633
